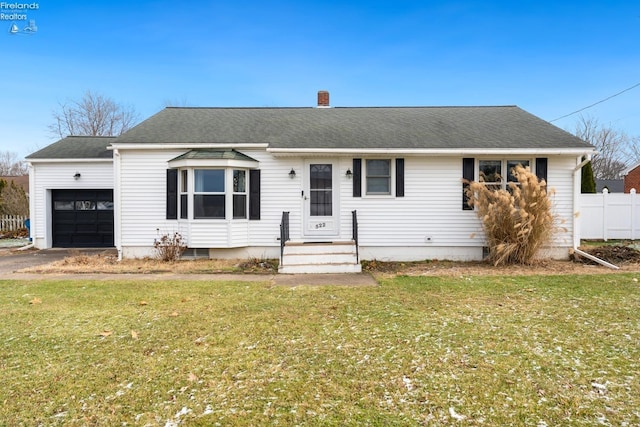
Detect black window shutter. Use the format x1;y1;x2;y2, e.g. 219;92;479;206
353;158;362;197
462;158;475;210
396;158;405;197
166;169;178;220
535;158;548;183
249;169;261;220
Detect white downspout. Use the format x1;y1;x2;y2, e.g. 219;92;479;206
572;154;619;269
113;148;123;261
572;154;591;249
27;162;35;246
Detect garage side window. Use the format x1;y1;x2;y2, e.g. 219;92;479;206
97;201;113;210
54;201;74;210
194;169;225;219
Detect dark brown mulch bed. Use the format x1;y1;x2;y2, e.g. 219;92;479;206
578;245;640;265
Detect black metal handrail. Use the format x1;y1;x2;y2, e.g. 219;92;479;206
352;210;359;262
279;211;290;265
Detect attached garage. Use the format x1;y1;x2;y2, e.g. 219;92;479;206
52;189;114;248
26;136;116;250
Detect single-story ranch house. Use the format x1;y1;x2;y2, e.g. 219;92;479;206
27;91;594;273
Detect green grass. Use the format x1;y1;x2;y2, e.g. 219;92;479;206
580;239;638;247
1;274;639;426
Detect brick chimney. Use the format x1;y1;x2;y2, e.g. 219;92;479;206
317;90;330;108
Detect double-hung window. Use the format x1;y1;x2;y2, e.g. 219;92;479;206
366;159;391;195
194;169;225;219
180;170;188;219
479;159;530;191
233;170;247;219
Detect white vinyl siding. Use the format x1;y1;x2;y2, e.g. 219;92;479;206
119;150;178;248
115;149;577;260
28;161;113;249
118;149;302;251
342;157;482;247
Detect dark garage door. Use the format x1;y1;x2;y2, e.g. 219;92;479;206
52;189;114;248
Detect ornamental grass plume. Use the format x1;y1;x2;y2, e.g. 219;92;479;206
465;165;555;266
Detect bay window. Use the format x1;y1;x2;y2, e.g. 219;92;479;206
167;149;260;222
172;169;250;220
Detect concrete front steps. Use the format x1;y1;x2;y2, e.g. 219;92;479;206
278;241;362;274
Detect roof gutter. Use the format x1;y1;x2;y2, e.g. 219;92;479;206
109;143;269;151
26;158;113;163
267;147;593;156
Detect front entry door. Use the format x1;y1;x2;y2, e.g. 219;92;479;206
304;161;339;237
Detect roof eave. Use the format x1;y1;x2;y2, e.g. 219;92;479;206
26;158;113;163
109;143;270;150
267;147;595;156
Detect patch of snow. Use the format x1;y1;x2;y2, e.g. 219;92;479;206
591;381;608;391
403;376;414;391
449;407;466;421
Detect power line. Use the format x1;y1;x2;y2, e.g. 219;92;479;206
549;81;640;122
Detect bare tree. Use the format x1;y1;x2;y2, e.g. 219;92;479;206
625;135;640;166
162;96;191;108
0;151;28;176
49;90;139;139
573;116;633;180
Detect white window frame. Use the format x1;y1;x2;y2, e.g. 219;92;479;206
193;169;226;219
478;158;532;191
179;169;189;219
363;158;395;197
178;167;250;220
232;169;248;219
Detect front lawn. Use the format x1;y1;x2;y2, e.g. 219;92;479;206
1;274;639;426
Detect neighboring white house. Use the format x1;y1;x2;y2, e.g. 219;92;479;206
27;92;594;272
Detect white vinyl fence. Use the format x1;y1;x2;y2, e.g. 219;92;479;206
0;215;28;232
580;189;640;240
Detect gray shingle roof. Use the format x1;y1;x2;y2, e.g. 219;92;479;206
114;106;592;150
170;149;258;162
26;136;115;159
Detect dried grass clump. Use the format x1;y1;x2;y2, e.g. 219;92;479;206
60;250;118;267
465;165;555;266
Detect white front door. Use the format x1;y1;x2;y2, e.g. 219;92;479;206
303;160;339;237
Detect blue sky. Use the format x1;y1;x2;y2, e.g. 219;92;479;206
1;1;638;158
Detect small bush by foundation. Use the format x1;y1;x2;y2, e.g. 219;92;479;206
153;232;187;262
